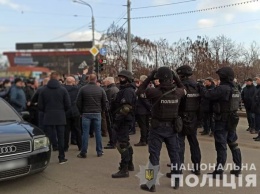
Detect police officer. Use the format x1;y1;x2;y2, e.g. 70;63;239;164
199;66;242;178
168;65;201;176
111;70;136;178
137;67;185;191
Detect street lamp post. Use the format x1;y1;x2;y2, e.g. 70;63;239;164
73;0;95;65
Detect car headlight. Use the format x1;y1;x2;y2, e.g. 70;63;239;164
34;137;50;150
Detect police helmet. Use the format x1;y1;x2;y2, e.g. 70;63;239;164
154;66;173;81
216;66;234;82
176;65;193;76
118;70;134;81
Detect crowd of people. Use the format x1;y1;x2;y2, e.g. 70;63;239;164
0;65;259;191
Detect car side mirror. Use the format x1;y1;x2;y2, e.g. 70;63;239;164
20;111;30;121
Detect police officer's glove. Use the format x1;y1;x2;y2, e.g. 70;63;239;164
172;70;183;87
148;70;157;80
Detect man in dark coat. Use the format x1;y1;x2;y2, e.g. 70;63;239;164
64;76;82;152
134;75;151;146
38;72;71;164
241;78;256;133
201;77;215;136
103;77;119;149
31;77;50;130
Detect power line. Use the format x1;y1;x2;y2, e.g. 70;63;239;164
132;0;196;10
0;9;122;19
99;11;127;33
115;12;127;25
48;24;88;41
130;0;259;19
142;18;260;36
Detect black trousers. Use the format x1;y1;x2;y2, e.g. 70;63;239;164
106;114;116;146
45;125;65;160
178;132;201;171
65;116;82;150
136;114;150;143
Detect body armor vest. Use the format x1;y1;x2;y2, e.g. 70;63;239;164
181;84;200;112
152;88;180;121
219;86;240;112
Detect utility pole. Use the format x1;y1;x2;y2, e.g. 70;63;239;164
127;0;132;72
67;57;71;75
155;45;158;68
92;15;95;66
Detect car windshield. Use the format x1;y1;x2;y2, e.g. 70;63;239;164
0;99;21;122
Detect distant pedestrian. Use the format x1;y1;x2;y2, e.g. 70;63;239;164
9;78;26;113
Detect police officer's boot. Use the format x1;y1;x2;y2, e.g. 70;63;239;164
112;163;129;178
207;171;223;180
140;184;156;192
173;177;180;190
230;169;241;177
191;163;201;175
128;146;134;171
171;172;181;190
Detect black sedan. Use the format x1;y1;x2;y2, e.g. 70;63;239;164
0;98;51;181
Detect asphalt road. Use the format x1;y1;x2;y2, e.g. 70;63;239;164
0;117;259;194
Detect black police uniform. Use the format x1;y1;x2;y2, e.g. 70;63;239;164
111;70;137;178
200;67;242;177
178;78;201;174
137;67;185;191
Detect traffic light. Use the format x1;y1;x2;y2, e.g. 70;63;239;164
98;59;104;72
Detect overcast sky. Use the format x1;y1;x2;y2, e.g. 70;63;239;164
0;0;260;53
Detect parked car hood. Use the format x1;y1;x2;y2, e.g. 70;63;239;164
0;121;45;144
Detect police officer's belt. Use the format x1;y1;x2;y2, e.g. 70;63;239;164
151;119;173;128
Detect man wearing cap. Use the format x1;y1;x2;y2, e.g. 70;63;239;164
241;78;256;133
201;77;215;136
9;78;27;113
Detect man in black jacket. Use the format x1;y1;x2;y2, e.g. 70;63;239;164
134;75;151;146
38;72;71;164
31;77;50;130
76;74;107;158
64;76;82;152
201;77;215;136
103;77;119;149
241;78;256;133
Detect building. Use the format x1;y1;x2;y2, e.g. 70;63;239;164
3;41;93;75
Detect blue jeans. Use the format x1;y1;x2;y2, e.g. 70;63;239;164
81;113;102;155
